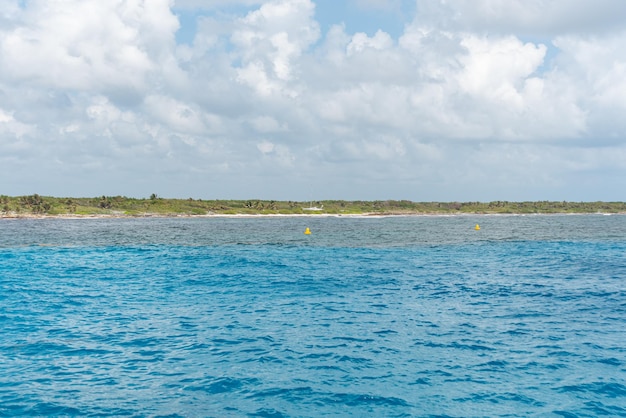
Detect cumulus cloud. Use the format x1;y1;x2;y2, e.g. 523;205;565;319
173;0;263;10
232;0;320;97
0;0;178;98
415;0;626;37
0;0;625;200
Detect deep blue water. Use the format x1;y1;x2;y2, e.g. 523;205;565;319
1;215;625;417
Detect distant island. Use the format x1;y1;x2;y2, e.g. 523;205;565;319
1;194;625;218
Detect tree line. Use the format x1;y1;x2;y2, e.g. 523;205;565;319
1;194;625;216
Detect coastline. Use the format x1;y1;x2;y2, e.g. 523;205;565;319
3;197;625;218
1;211;624;220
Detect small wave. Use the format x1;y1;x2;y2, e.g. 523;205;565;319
410;377;431;385
557;382;626;397
332;336;375;343
249;408;289;418
247;386;409;409
597;357;622;366
373;329;399;335
449;341;495;351
475;360;509;370
334;355;373;365
299;352;334;360
184;376;260;395
330;392;410;408
206;377;253;394
23;402;83;416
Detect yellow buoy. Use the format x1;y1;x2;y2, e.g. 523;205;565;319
304;227;311;235
475;224;480;230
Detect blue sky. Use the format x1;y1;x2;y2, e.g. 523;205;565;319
175;1;416;44
171;0;418;66
1;0;625;201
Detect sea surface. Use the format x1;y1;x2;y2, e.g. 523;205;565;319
1;214;625;417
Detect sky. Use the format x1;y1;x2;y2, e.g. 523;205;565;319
1;0;625;201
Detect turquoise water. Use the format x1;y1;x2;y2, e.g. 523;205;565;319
1;215;625;417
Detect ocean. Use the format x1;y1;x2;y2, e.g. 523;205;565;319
1;215;625;417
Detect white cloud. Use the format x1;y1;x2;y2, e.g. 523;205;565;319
0;0;21;21
173;0;263;10
257;140;274;154
0;0;178;101
0;108;13;123
86;97;125;125
144;95;207;135
457;36;546;97
347;30;393;56
250;116;288;133
416;0;626;37
232;0;320;94
0;0;625;200
0;108;33;138
256;139;294;168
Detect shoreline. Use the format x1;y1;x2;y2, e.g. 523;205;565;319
1;211;624;220
3;197;624;219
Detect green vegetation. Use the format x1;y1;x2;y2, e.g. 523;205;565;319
1;195;625;217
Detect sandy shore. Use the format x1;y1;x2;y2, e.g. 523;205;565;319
0;212;380;219
1;211;623;220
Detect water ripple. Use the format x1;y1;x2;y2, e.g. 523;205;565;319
1;216;625;416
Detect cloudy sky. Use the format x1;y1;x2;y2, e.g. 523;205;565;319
1;0;625;201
